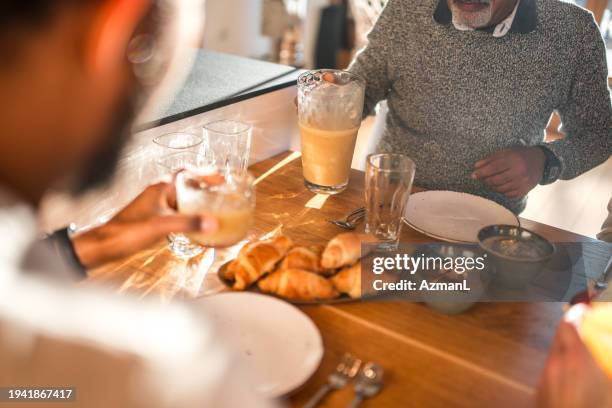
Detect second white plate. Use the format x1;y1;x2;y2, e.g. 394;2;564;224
194;292;323;398
404;191;519;243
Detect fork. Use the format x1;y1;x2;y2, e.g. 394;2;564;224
328;207;366;230
348;362;385;408
303;353;362;408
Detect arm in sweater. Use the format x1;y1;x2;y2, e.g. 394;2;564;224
550;14;612;180
348;0;395;117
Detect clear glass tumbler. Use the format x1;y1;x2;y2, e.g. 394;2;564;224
153;131;203;156
297;69;366;194
202;120;252;175
156;152;208;258
365;153;416;249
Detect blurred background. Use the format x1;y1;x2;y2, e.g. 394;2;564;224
201;0;612;71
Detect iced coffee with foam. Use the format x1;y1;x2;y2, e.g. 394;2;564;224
297;70;366;194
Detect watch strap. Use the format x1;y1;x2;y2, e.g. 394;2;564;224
536;144;562;185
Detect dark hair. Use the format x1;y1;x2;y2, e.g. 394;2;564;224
0;1;97;67
0;1;95;32
0;2;57;29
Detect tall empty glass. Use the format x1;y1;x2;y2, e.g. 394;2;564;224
202;120;252;175
297;70;366;194
365;154;416;249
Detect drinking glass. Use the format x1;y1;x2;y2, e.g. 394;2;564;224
153;131;203;156
175;169;255;248
202;120;252;175
297;69;366;194
567;302;612;379
156;152;208;258
365;153;416;249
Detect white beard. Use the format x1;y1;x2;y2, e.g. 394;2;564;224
449;2;493;28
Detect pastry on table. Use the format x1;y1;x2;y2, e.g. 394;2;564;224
331;263;361;299
279;245;331;275
227;235;293;290
258;268;339;301
321;232;374;269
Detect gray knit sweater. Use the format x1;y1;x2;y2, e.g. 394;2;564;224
349;0;612;214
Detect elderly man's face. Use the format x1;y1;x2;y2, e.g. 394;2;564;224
447;0;518;28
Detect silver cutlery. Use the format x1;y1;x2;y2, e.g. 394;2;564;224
348;362;384;408
328;207;366;230
303;353;362;408
595;256;612;290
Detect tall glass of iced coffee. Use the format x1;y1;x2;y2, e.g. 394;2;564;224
297;70;366;194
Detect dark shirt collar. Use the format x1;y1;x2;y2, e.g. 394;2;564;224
433;0;537;35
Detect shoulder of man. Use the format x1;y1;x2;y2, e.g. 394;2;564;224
366;0;436;40
378;0;440;20
537;0;601;36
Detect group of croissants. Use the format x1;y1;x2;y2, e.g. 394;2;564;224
222;232;368;301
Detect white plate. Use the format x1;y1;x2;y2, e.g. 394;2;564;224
195;292;323;398
404;191;519;243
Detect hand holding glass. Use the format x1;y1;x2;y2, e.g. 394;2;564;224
175;170;255;248
156;152;208;257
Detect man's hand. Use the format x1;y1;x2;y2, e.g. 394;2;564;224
537;322;612;408
72;182;218;269
472;146;545;199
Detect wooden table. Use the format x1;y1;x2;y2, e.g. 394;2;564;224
88;151;609;407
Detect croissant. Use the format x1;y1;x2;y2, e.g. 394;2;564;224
321;233;374;269
331;263;361;299
280;245;331;275
258;268;339;301
227;235;293;290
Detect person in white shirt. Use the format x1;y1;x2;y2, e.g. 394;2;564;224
0;1;271;407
